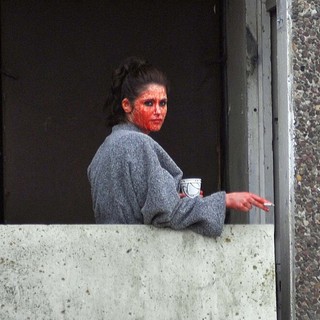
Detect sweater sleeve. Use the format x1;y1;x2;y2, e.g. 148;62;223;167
128;138;226;237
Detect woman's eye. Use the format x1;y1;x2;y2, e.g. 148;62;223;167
144;100;153;107
160;100;167;107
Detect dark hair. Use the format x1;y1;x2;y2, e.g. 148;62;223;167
105;57;169;127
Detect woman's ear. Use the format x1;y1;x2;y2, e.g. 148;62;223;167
122;98;133;114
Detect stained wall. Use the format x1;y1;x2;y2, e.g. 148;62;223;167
292;0;320;318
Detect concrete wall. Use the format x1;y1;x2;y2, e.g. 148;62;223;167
291;0;320;319
0;225;276;320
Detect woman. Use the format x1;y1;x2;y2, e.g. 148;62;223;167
88;57;270;237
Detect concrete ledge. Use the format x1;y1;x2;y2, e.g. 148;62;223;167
0;225;276;319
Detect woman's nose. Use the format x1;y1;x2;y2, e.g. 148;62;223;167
154;104;161;114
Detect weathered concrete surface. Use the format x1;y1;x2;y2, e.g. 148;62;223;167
292;0;320;319
0;225;276;320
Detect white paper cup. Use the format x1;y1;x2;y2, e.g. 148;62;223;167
180;178;201;198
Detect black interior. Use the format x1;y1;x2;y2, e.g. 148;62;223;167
1;0;222;223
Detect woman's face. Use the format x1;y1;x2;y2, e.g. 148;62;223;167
122;84;167;134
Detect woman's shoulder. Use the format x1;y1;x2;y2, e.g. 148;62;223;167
111;123;158;149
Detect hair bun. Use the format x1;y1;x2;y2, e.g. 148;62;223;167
112;57;148;90
123;56;149;77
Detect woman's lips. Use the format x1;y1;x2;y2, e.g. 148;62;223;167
151;119;163;124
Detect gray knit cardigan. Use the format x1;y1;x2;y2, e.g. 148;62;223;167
87;123;226;237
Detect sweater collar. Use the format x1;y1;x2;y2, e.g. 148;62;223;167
112;122;144;134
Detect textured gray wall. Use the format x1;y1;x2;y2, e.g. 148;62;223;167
0;225;276;320
292;1;320;319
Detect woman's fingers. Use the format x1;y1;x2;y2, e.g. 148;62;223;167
226;192;272;212
250;194;271;211
251;193;268;205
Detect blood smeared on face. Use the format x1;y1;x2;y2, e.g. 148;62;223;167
127;84;167;134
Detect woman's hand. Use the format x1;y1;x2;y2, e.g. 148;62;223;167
179;191;204;198
226;192;271;212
